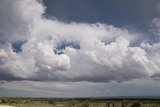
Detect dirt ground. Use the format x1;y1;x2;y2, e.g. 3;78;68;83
0;105;15;107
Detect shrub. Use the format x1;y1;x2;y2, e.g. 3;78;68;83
47;100;55;104
131;103;141;107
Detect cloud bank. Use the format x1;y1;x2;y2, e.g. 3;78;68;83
0;0;160;82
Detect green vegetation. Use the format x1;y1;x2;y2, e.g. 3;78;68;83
0;98;160;107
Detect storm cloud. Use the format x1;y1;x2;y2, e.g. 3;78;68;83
0;0;160;83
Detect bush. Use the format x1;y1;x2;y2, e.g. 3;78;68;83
1;99;7;103
47;100;55;104
131;103;141;107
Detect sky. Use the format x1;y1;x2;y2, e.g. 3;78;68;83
0;0;160;97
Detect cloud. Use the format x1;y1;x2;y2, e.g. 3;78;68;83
1;79;160;97
0;0;160;83
149;17;160;42
0;80;112;97
0;0;45;42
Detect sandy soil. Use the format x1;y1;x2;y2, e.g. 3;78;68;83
0;105;15;107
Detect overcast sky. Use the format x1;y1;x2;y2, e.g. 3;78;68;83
0;0;160;97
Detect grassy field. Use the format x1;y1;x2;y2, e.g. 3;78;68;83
0;97;160;107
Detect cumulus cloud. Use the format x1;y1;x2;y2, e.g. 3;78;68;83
0;0;160;82
0;0;45;42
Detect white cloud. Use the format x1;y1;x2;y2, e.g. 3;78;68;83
0;0;45;42
0;0;160;83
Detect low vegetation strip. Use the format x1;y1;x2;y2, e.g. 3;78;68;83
0;98;160;107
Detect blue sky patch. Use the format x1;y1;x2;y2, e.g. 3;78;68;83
12;41;25;53
54;41;80;55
